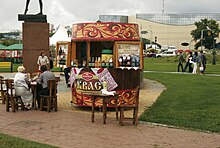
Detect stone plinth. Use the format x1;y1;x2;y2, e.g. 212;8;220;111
18;14;47;23
22;22;49;73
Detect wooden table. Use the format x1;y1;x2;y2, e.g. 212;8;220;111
30;82;37;110
83;92;119;124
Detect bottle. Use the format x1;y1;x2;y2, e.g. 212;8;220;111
91;57;95;68
78;60;82;68
88;57;92;68
136;56;140;67
98;57;101;68
109;58;113;68
118;56;123;66
131;55;136;67
75;60;79;68
105;59;109;68
82;60;86;67
126;55;131;67
95;57;99;68
101;60;106;68
122;55;126;66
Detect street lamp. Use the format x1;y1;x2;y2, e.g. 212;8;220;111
201;29;204;51
140;30;148;42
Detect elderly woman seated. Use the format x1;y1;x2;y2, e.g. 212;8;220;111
14;66;33;110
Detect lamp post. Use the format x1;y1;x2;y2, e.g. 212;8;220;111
201;29;204;51
140;30;148;42
140;30;148;52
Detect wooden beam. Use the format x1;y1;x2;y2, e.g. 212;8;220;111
86;41;91;68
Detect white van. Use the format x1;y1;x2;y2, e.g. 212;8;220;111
168;46;178;52
156;51;177;57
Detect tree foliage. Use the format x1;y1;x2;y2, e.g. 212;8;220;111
191;19;220;50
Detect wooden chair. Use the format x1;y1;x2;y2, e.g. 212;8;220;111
0;76;7;104
40;79;58;112
5;79;25;112
118;86;140;126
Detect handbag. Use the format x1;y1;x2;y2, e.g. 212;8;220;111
199;66;204;71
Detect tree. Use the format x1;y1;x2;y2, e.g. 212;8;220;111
191;19;220;50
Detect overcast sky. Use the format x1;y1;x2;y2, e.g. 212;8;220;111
0;0;219;32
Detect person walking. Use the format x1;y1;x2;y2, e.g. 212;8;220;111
177;52;184;72
183;52;192;72
190;52;198;74
188;52;193;73
198;51;207;74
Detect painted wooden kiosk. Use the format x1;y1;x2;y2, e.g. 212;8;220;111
69;22;143;107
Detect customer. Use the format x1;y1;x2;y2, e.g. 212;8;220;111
177;52;184;72
14;66;33;110
183;52;190;72
37;51;49;70
64;67;71;87
36;65;55;108
190;52;198;74
198;51;207;74
188;52;193;73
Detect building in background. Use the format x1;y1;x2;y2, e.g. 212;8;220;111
100;13;220;50
99;15;128;23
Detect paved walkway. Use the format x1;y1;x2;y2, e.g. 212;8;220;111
0;73;220;148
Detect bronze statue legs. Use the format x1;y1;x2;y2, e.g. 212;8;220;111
24;0;30;14
24;0;43;15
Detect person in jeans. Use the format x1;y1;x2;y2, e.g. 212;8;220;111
177;52;184;72
198;51;207;74
36;65;55;108
183;52;190;72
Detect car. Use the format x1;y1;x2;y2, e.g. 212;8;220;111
167;46;178;52
156;51;177;57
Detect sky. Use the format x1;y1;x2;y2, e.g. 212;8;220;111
0;0;219;32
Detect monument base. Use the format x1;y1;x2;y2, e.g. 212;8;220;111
18;14;47;23
22;22;49;73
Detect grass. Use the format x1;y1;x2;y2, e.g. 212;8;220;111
0;64;61;73
139;72;220;133
0;133;57;148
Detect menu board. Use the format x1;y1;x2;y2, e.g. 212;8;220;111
118;44;140;55
115;41;143;69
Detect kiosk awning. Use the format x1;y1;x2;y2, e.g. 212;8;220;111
72;22;140;42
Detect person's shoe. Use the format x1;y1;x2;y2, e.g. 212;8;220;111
67;84;70;87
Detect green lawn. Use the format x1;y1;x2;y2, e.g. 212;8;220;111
139;72;220;133
0;64;61;73
0;133;57;148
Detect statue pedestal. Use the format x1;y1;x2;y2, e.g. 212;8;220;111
18;14;47;23
22;22;49;73
18;14;49;73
